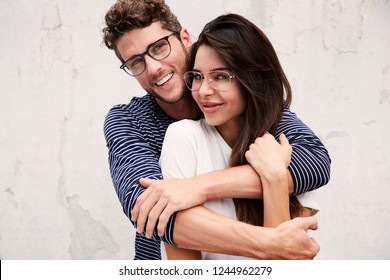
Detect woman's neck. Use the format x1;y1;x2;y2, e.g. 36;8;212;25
216;120;242;148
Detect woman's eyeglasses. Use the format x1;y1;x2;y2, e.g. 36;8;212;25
183;70;235;92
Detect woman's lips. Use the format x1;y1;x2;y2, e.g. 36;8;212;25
201;102;223;113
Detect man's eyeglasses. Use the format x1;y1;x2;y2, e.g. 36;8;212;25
120;32;178;77
183;70;235;92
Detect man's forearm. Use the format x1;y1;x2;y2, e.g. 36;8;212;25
173;206;319;259
173;205;270;259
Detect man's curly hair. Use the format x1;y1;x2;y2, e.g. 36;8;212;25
102;0;182;62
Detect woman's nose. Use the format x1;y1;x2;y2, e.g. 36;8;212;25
198;77;214;96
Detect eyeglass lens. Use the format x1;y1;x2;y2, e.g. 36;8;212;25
123;34;173;76
184;71;233;92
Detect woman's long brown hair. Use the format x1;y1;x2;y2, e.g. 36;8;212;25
189;14;303;226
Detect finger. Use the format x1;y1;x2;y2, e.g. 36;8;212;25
244;149;252;162
132;187;152;222
300;216;319;231
311;237;321;255
253;136;264;145
307;216;319;231
157;206;174;237
145;201;168;238
139;177;157;188
136;193;158;234
279;134;292;165
279;133;289;145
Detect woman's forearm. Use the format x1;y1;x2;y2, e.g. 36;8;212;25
197;164;294;201
262;169;291;227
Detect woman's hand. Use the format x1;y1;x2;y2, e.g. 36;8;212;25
245;133;292;181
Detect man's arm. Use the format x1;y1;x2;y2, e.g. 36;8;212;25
134;165;269;237
104;104;176;244
278;109;331;195
173;206;320;259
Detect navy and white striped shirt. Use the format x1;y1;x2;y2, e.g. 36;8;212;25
104;94;331;260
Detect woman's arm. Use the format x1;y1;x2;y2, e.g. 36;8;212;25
246;133;316;227
245;133;292;227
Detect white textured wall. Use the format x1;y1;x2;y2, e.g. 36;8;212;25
0;0;389;260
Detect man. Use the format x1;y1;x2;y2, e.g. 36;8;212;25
102;0;331;260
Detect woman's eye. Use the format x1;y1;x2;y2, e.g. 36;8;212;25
194;73;203;80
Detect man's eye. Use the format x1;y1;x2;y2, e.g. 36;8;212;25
150;41;168;55
129;57;144;68
151;44;163;52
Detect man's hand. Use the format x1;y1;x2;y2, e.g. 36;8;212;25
132;177;207;238
269;217;320;259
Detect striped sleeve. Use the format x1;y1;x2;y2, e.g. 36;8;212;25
103;99;176;256
275;109;331;196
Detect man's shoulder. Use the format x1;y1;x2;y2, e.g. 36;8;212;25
277;108;314;136
105;95;168;125
104;95;159;134
280;107;297;120
108;95;156;115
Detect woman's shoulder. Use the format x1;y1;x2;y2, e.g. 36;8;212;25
167;119;205;133
165;119;216;142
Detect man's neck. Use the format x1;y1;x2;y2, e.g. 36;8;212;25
157;97;202;121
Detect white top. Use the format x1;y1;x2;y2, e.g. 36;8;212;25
160;119;319;260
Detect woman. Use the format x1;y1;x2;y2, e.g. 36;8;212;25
160;13;318;259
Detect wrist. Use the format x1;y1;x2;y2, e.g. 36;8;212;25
261;168;289;186
245;224;276;259
201;170;224;200
184;176;209;204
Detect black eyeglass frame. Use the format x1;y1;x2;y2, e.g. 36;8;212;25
120;32;178;77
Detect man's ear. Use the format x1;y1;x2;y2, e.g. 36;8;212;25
179;28;192;51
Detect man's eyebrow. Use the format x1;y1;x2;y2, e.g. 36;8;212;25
126;35;167;61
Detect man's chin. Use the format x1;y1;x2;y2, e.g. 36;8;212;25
146;90;184;105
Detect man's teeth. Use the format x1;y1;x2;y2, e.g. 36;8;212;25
156;73;173;86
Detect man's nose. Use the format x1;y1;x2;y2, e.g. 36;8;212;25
144;55;163;74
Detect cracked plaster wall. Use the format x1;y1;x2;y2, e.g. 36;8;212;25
0;0;389;259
